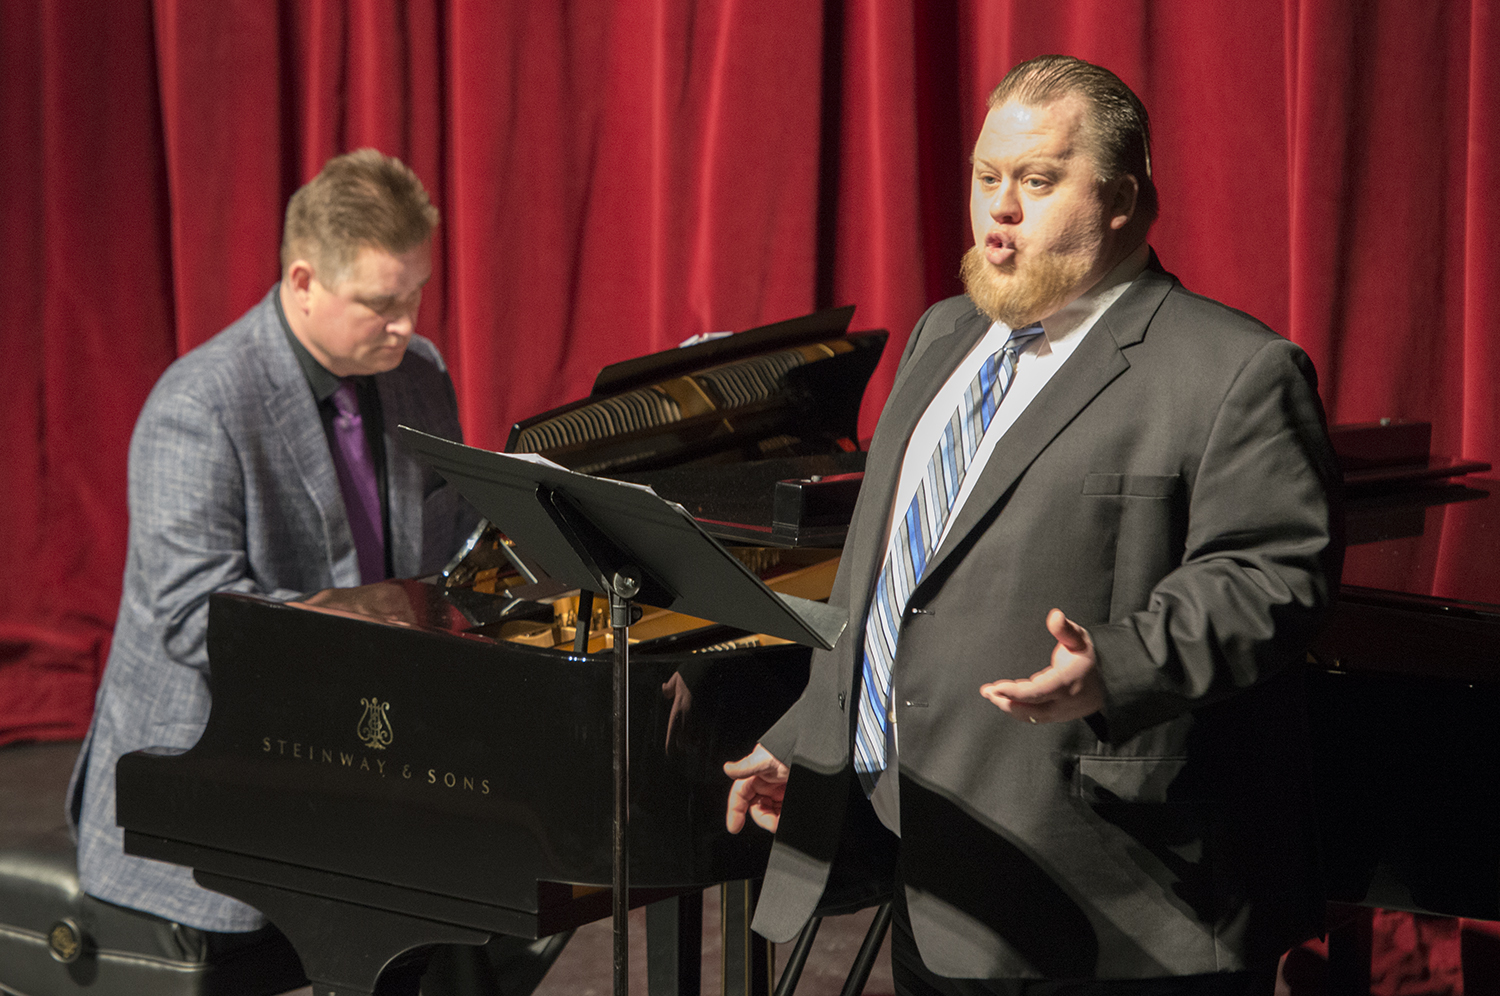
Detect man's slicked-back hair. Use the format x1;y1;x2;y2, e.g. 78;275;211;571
280;149;439;287
987;54;1158;227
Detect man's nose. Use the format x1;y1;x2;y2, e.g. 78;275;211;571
387;311;416;337
989;181;1020;223
387;294;422;335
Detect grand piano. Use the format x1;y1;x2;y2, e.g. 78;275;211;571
113;308;888;996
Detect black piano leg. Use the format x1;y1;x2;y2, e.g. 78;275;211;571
195;872;490;996
722;880;773;996
647;891;704;996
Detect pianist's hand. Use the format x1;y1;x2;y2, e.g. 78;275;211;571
980;608;1103;724
724;744;789;834
297;582;418;627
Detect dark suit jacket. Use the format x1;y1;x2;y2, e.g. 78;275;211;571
753;258;1342;980
68;287;478;931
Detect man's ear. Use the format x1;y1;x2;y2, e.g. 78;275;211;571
284;259;315;311
1108;175;1140;231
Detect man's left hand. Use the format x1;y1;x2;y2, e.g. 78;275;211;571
980;608;1104;724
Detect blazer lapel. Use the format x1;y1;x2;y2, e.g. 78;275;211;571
916;265;1176;598
252;303;362;588
846;304;993;624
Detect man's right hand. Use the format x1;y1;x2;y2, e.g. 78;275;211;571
724;743;789;834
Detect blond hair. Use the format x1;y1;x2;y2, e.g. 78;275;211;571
280;149;439;287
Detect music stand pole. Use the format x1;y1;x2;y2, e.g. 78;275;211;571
609;568;640;996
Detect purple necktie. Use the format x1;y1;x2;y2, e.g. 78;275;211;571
329;379;385;584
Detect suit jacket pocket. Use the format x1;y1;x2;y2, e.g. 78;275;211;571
1074;755;1215;917
1075;754;1193;804
1082;473;1180;498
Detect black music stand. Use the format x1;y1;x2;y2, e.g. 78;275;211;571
399;427;846;996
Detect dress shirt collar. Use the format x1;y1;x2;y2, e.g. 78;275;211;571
1033;241;1151;351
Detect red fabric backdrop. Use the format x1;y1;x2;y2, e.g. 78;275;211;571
3;0;1497;749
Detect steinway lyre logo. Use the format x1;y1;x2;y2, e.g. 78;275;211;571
357;697;394;750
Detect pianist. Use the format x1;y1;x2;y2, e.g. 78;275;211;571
63;151;554;990
726;55;1343;996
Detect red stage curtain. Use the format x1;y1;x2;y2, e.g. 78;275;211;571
3;0;1497;755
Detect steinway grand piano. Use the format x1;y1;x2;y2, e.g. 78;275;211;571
113;308;888;995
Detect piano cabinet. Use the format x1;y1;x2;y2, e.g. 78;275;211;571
115;573;831;990
1306;478;1500;994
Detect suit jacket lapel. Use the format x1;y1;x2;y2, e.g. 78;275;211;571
916;265;1176;598
252;297;362;587
847;305;993;625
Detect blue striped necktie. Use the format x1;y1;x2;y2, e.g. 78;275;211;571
853;324;1043;795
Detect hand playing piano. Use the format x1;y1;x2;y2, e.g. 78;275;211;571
724;744;789;834
296;582;419;627
980;608;1103;724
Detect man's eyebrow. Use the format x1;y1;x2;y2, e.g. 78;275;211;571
1021;157;1069;173
970;153;1071;171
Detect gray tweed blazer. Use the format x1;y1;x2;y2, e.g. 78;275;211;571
68;287;477;931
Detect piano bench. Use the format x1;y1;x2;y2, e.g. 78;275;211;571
0;742;305;996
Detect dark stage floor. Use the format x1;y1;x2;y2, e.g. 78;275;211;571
274;893;892;996
529;892;893;996
273;888;888;996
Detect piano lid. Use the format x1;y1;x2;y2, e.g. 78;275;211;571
586;305;857;397
503;307;886;477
